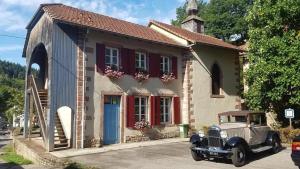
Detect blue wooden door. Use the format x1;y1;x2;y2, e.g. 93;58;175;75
103;97;120;145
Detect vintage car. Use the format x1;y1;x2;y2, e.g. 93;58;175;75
190;111;281;167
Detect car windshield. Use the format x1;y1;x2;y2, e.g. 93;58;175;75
220;115;247;123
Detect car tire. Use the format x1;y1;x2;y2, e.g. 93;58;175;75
190;144;204;161
271;136;281;154
232;145;246;167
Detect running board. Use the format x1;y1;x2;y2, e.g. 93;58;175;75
251;146;272;153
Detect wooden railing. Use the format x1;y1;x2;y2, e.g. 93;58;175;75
29;75;47;141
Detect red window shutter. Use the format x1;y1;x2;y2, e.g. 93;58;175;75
96;43;105;72
155;96;161;125
121;48;129;73
128;49;136;75
127;96;135;128
150;96;156;126
173;96;181;124
172;56;178;79
149;53;161;77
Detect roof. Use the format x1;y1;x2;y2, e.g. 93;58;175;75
218;111;264;116
149;20;242;51
38;4;184;48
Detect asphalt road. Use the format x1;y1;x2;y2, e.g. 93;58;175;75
70;142;297;169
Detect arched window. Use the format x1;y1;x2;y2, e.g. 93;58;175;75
211;63;222;95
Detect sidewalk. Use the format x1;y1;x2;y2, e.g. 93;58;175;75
51;137;189;158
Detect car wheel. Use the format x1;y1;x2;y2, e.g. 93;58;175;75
190;144;204;161
232;145;246;167
271;136;281;154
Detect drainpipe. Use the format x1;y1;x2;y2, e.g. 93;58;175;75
81;28;89;148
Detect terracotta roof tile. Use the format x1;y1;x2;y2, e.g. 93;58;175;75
41;4;183;47
149;20;241;51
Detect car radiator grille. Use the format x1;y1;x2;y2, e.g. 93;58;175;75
208;129;222;147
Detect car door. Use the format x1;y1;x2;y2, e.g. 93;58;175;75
249;113;269;145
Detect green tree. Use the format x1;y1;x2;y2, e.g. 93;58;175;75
5;88;24;123
172;0;251;44
204;0;250;42
245;0;300;124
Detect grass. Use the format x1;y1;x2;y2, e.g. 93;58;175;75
0;144;32;165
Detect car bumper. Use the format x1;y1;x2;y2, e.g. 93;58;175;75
191;146;232;158
291;153;300;166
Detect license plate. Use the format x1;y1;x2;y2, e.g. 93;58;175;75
210;152;218;156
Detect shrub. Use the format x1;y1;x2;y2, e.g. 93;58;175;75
277;128;300;144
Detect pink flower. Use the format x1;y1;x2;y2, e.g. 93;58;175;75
104;66;124;80
134;119;150;131
134;71;150;82
161;72;175;83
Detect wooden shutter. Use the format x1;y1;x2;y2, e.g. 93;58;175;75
150;96;156;126
121;48;129;73
127;96;135;128
155;96;161;125
128;49;136;75
172;56;178;79
149;53;161;77
173;96;181;124
96;43;105;72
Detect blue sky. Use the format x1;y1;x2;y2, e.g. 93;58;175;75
0;0;208;65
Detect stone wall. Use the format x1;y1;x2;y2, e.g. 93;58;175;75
13;138;64;167
125;129;180;143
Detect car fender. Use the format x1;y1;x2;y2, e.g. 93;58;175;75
224;137;249;151
190;134;201;145
265;131;281;145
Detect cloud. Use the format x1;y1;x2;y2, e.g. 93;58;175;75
0;45;23;52
0;0;182;32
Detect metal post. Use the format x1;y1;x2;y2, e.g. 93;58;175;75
23;92;30;138
290;118;292;129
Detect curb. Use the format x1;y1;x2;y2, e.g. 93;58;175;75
51;137;189;158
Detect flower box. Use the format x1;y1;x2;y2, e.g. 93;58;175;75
134;70;150;82
104;66;124;80
161;72;176;83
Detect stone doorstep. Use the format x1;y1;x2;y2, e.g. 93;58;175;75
50;137;189;158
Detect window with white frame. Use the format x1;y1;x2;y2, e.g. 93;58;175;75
160;56;171;73
135;52;147;71
134;97;148;122
105;47;119;69
160;97;171;123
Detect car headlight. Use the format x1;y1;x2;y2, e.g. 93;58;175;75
198;130;205;137
220;130;228;139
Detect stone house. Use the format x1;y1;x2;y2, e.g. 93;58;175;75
23;0;242;152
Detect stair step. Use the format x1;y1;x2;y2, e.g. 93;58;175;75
54;135;66;138
55;138;68;141
54;143;68;148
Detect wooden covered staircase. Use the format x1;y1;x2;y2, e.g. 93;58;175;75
30;75;69;150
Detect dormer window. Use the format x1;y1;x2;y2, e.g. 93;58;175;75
160;56;171;73
135;52;147;71
105;47;119;69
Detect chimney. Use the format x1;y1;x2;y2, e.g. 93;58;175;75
181;0;204;33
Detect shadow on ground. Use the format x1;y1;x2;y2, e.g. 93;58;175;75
0;162;24;169
209;146;287;166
